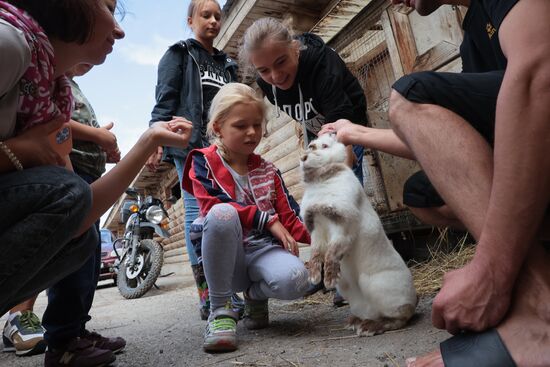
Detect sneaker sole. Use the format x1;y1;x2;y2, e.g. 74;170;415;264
99;354;117;366
44;350;116;367
243;321;269;330
112;345;125;354
2;335;14;352
203;340;238;353
14;340;47;357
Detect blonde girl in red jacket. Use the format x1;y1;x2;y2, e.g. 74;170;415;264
183;83;310;353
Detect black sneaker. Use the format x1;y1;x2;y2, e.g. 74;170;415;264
243;297;269;330
80;330;126;354
303;281;325;297
44;337;115;367
333;290;349;307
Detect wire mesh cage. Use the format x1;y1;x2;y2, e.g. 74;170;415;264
328;0;394;214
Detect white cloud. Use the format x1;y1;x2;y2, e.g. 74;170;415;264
118;35;176;66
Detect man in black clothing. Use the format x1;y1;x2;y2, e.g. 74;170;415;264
386;0;550;366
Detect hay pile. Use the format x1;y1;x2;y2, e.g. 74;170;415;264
298;229;476;300
410;229;476;296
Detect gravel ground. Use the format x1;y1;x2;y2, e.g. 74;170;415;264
0;271;449;367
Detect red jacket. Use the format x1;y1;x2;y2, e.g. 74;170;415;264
182;145;310;244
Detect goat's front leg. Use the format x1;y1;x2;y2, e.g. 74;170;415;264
323;251;341;289
307;248;323;285
323;226;353;288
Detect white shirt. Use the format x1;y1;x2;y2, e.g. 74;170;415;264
0;18;31;139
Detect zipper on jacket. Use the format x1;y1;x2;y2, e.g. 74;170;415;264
186;46;204;133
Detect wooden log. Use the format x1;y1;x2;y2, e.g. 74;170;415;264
167;232;184;243
257;122;296;155
265;102;294;134
164;247;185;258
288;184;304;203
282;166;301;188
163;242;183;252
273;150;300;175
168;226;183;237
263;135;299;164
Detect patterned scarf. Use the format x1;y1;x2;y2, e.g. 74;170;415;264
0;1;72;133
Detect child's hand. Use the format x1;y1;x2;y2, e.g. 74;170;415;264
149;117;192;149
95;122;118;152
268;220;300;256
167;116;193;135
105;146;121;163
146;147;163;171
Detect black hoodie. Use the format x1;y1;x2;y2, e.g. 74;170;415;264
257;33;367;142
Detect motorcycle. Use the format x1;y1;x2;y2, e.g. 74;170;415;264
114;188;170;299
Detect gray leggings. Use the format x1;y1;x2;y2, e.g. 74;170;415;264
202;204;309;311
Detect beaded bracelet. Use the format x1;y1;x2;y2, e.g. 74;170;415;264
0;141;23;171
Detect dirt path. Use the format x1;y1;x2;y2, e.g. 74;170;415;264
0;273;449;367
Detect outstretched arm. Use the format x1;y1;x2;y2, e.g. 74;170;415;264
319;119;415;159
76;118;192;235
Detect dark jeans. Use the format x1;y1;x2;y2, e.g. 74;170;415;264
43;172;101;349
0;166;97;316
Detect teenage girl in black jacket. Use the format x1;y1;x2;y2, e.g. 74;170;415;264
147;0;238;320
239;17;369;305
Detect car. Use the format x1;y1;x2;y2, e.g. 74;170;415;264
99;228;118;284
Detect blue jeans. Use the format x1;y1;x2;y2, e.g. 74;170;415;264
174;157;200;266
352;145;364;186
43;172;101;349
0;166;97;316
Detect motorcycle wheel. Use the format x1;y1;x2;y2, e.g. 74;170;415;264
117;239;164;299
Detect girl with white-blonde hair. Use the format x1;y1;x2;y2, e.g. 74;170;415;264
183;83;311;353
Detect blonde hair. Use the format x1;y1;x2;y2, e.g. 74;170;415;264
238;17;301;77
207;83;267;160
187;0;221;20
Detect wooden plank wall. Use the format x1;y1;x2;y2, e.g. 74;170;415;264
162;198;186;253
256;100;305;202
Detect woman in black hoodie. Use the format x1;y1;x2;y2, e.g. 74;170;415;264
239;17;368;305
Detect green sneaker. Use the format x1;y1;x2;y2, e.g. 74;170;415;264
3;311;46;356
243;297;269;330
203;306;238;353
